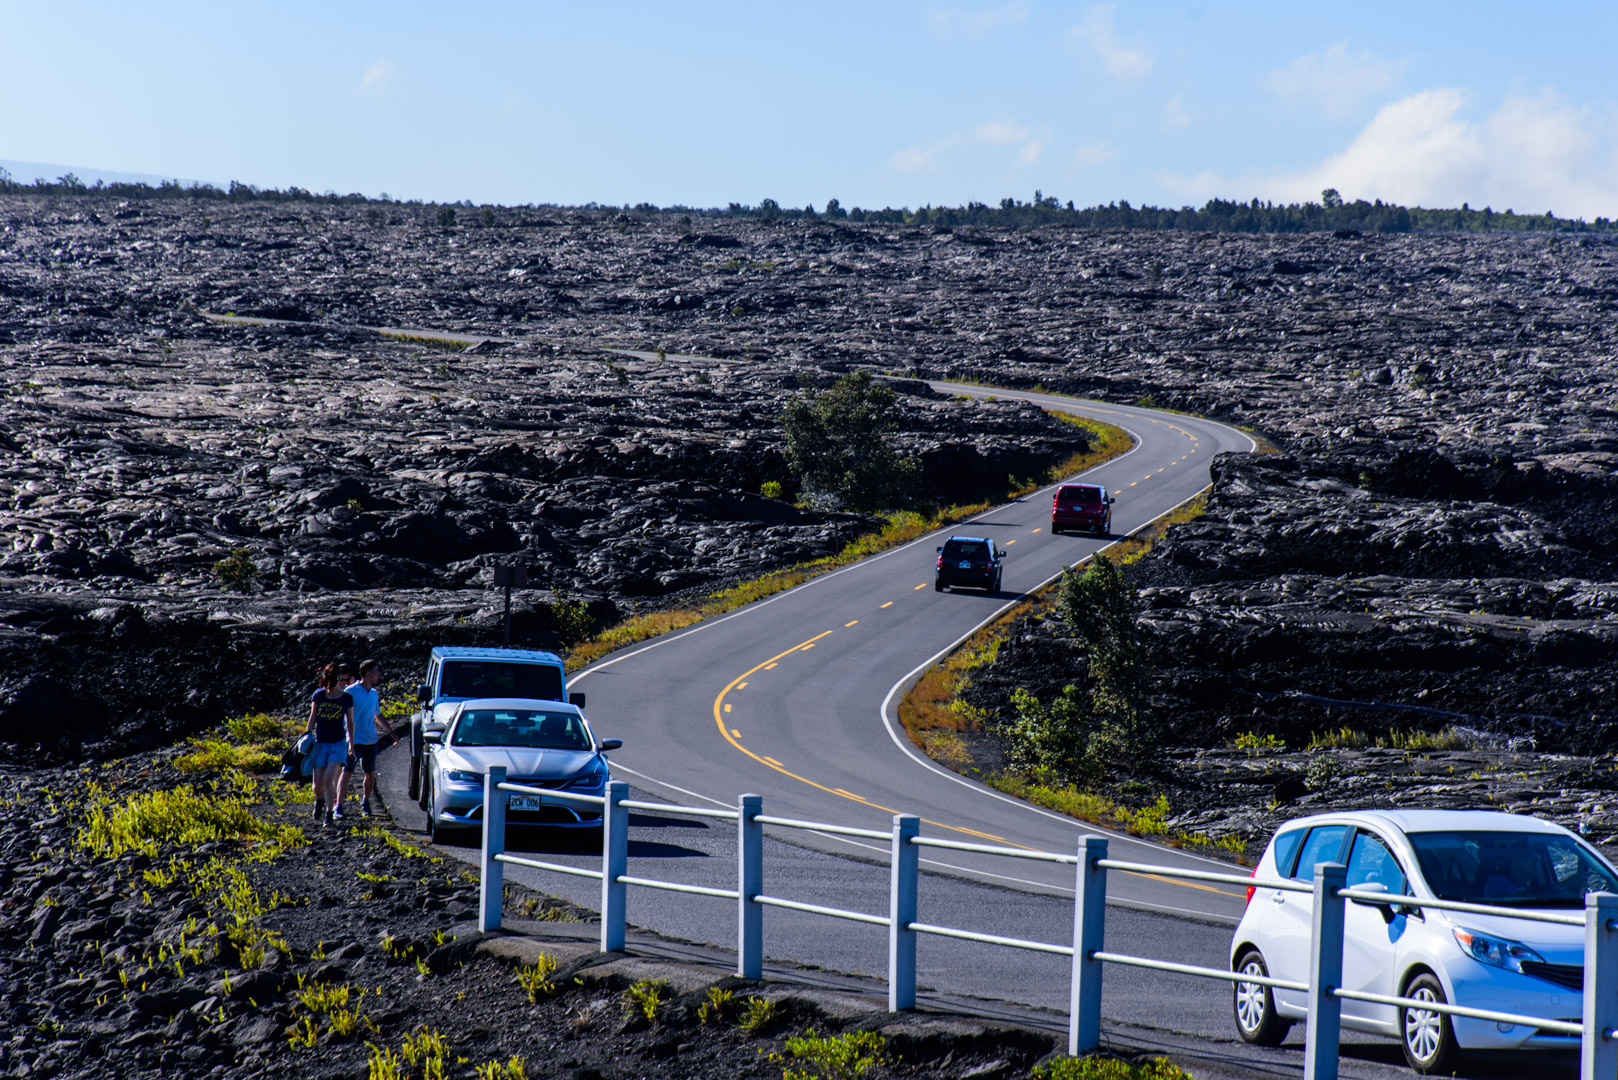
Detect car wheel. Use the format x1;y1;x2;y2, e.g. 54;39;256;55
1232;949;1291;1046
934;578;944;592
1401;973;1461;1074
407;753;421;800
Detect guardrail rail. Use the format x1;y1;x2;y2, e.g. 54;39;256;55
474;770;1618;1079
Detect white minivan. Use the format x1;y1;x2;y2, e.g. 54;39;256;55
1230;808;1618;1074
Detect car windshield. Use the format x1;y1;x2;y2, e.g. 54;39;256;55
452;709;591;750
943;541;988;559
1061;487;1100;504
1407;829;1618;906
440;661;563;701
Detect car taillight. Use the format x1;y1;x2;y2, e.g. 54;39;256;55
1244;865;1258;908
935;554;942;569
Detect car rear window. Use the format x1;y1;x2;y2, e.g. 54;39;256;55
1059;486;1100;504
440;661;564;701
1269;828;1305;878
942;540;989;559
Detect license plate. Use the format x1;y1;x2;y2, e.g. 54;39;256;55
509;795;544;810
958;560;972;568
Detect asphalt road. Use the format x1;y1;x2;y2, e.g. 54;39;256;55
377;387;1269;1033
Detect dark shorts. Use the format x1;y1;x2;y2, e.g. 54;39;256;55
348;742;378;774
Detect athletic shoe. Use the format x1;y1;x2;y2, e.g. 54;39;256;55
323;808;334;827
312;799;324;821
360;800;373;818
333;802;346;821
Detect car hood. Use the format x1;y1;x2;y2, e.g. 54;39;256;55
441;746;599;779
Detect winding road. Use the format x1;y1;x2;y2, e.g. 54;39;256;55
374;381;1290;1039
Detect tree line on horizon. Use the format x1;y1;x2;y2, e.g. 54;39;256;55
1;168;1608;237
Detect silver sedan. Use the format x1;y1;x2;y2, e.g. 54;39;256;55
418;697;621;843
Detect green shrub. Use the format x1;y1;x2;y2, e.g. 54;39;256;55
778;1030;886;1080
1032;1053;1192;1079
212;548;258;591
782;371;921;512
760;480;784;499
623;979;670;1022
1233;732;1285;752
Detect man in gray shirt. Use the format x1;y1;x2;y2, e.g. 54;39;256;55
336;659;393;818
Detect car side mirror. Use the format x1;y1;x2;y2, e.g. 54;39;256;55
935;545;943;553
569;692;587;708
416;683;432;703
996;548;1006;558
1349;881;1397;924
597;738;622;751
1107;495;1116;504
422;730;443;744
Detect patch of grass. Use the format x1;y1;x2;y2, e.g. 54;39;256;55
738;995;783;1035
776;1029;887;1080
1032;1053;1193;1079
474;1056;529;1080
1045;411;1135;480
515;955;561;1002
226;711;293;743
987;773;1246;856
697;987;737;1024
1232;732;1285;752
380;330;470;351
623;978;671;1022
176;737;280;775
77;782;304;859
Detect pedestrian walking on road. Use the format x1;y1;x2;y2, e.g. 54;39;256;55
306;663;354;828
336;658;392;819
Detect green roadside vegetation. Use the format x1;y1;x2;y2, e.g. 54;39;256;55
897;492;1248;859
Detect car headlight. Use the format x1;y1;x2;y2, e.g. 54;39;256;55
565;762;608;789
445;769;483;785
1453;926;1544;973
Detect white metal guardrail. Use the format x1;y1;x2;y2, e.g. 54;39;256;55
476;771;1618;1079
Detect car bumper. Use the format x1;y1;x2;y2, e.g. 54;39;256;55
1052;513;1108;531
1446;971;1584;1050
433;792;605;828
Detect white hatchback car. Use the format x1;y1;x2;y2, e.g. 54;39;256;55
1231;808;1618;1073
418;697;620;843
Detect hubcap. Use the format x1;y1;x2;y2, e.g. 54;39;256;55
1404;986;1442;1062
1235;961;1266;1032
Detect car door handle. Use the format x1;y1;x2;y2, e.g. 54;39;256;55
1270;892;1285;904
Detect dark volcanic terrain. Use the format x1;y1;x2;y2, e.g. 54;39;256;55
4;194;1618;1078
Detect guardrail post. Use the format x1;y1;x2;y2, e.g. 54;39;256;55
1582;891;1618;1080
1070;835;1108;1055
889;814;920;1010
738;793;763;980
1305;862;1347;1080
601;781;628;952
479;766;506;932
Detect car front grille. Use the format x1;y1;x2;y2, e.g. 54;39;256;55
1521;960;1583;991
508;776;570;790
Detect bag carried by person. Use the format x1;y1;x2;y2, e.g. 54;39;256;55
280;731;315;781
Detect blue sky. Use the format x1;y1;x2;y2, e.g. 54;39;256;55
5;2;1616;217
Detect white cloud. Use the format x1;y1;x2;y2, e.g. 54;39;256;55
893;121;1047;171
360;59;396;97
928;3;1029;39
1066;5;1152;84
1071;143;1116;171
1161;87;1618;220
1161;95;1192;130
1265;42;1405;120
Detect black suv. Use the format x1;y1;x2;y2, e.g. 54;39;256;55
934;535;1005;593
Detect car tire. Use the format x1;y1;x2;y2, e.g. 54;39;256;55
407;753;421;800
1401;973;1461;1074
1232;949;1291;1046
934;578;944;592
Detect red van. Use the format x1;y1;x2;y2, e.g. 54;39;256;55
1051;484;1114;535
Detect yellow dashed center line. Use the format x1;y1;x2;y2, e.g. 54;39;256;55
723;703;731;713
844;620;859;627
731;729;742;738
737;681;748;689
914;583;926;590
880;601;894;609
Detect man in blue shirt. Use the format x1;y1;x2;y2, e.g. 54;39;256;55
336;659;392;818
